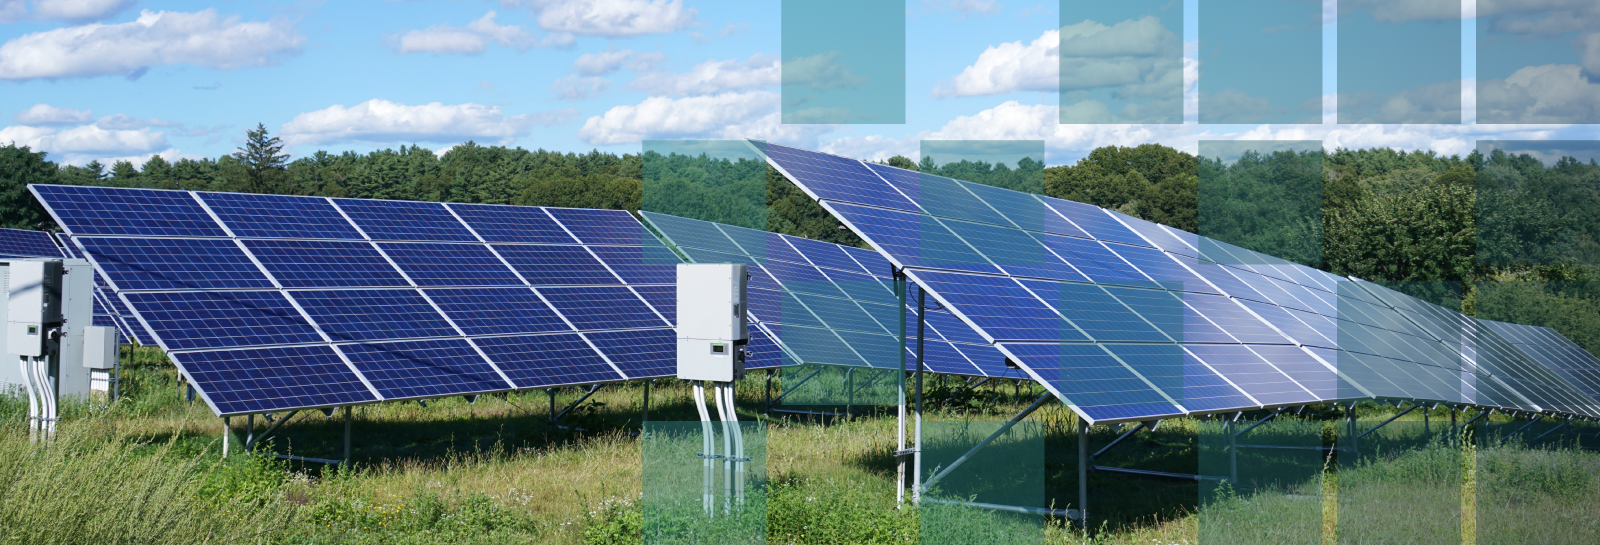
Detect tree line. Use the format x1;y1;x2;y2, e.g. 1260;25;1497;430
2;127;1597;356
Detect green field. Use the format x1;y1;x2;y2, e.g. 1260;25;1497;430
1;348;1597;544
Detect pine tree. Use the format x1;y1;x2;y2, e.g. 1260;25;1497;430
232;123;289;193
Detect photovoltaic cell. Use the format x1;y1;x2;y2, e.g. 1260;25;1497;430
494;245;619;285
639;211;733;250
293;289;457;342
0;227;61;258
585;328;675;378
337;339;510;399
245;239;410;288
916;174;1013;226
1034;233;1149;285
939;219;1087;282
174;345;377;415
1180;294;1290;344
425;288;570;336
1184;344;1314;406
447;203;577;244
783;236;869;275
842;245;893;278
745;327;788;369
380;243;522;286
78;238;275;291
333;199;478;242
588;245;680;284
1101;244;1217;294
1250;345;1347;401
546;208;646;245
124;291;323;350
1001;343;1183;421
824;201;1001;274
632;285;675;323
197;193;363;239
32;185;227;237
538;286;668;330
1019;279;1164;343
767;144;919;212
474;334;621;387
1039;197;1150;247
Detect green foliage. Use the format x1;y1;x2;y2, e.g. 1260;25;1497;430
580;496;643;545
231;123;290;193
0;144;57;229
766;477;917;544
1041;144;1198;232
1324;167;1476;281
641;150;768;228
1199;149;1324;267
767;166;865;248
197;451;291;505
1475;281;1600;355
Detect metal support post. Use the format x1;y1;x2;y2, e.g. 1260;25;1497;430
343;406;352;462
845;367;854;417
1078;418;1089;531
1530;417;1573;445
1092;421;1149;461
913;287;926;506
1502;415;1542;444
1456;408;1489;437
547;389;556;425
643;379;651;423
550;384;603;428
768;366;824;406
764;370;773;415
895;268;908;508
222;417;230;457
1357;403;1418;440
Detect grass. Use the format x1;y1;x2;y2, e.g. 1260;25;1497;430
2;348;1597;544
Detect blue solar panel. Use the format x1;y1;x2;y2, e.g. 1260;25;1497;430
175;345;377;415
293;289;457;341
32;185;227;237
448;203;577;244
124;291;323;350
631;285;675;323
1034;232;1149;285
1038;196;1151;247
197;193;363;239
939;219;1088;282
915;173;1014;226
745;288;782;323
1100;285;1186;342
585;328;675;378
825;201;1001;274
767;144;920;211
765;323;869;367
473;334;622;387
1249;345;1347;401
337;339;510;399
494;245;619;285
546;208;646;245
1019;279;1165;343
1001;343;1184;421
745;327;789;369
800;294;893;335
588;245;680;284
425;288;570;336
380;243;522;286
1184;344;1316;406
921;308;990;346
1101;244;1217;294
0;227;61;257
333;199;478;242
1179;294;1289;344
245;239;410;288
958;180;1060;233
639;210;735;250
538;286;668;330
782;235;871;275
1113;213;1198;257
912;272;1080;342
842;245;893;278
1235;300;1333;347
78;238;275;290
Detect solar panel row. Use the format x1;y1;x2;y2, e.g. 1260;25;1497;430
761;141;1600;424
31;184;714;416
1;229;135;344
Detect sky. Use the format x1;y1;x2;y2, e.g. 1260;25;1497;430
0;0;1597;168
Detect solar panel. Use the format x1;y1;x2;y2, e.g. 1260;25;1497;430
123;291;323;350
0;227;61;258
333;199;479;242
585;328;676;377
197;193;364;239
766;143;920;212
545;208;647;245
77;238;276;291
293;289;458;342
494;245;620;285
32;185;227;237
999;343;1184;422
426;288;570;336
337;339;512;399
447;203;577;244
538;286;668;330
473;333;624;387
380;243;523;286
245;239;411;288
173;345;378;416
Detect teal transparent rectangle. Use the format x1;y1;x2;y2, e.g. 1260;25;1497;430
642;421;766;544
777;363;896;406
920;420;1046;544
1474;280;1600;359
919;140;1047;196
1473;419;1600;544
780;0;904;124
1058;1;1183;124
1198;418;1324;542
642;141;769;232
1337;419;1460;543
1475;4;1600;124
1198;141;1323;267
1475;141;1600;266
1336;1;1460;123
1198;0;1321;124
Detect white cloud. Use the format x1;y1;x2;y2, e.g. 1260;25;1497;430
527;0;696;38
627;53;779;96
13;103;93;125
0;9;304;80
934;18;1179;99
1477;64;1600;124
573;47;636;75
391;11;534;55
551;74;609;100
280;99;573;146
578;91;834;147
0;123;170;166
782;51;870;90
31;0;133;22
0;0;24;23
95;113;181;130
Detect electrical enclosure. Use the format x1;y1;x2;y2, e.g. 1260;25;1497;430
2;259;95;399
676;263;749;382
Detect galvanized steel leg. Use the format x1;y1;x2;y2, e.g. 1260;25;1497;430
1078;419;1089;532
343;406;352;462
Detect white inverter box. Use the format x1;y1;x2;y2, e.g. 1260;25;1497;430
676;263;749;382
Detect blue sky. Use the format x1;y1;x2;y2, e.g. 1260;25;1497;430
0;0;1596;168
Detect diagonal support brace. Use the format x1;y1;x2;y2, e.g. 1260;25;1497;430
921;391;1053;493
1357;403;1418;440
550;384;602;426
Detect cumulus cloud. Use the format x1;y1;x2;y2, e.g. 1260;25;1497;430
934;17;1180;103
280;99;575;146
551;74;609;100
0;123;170;165
782;51;870;90
31;0;133;22
13;103;93;126
391;11;535;55
0;9;304;80
1339;0;1460;24
627;53;779;96
0;0;23;23
1477;64;1600;124
571;47;663;75
511;0;696;39
579;90;833;147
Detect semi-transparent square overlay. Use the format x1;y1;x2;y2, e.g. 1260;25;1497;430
1198;141;1323;267
920;420;1046;545
781;0;904;124
1476;2;1600;124
1337;0;1461;124
1198;0;1320;124
1057;1;1183;124
642;421;766;544
776;363;896;407
642;140;769;233
1198;419;1323;542
1476;141;1600;266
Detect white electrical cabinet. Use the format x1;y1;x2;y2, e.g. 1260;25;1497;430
676;263;749;382
2;258;99;400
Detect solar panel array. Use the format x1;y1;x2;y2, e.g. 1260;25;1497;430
0;228;132;342
30;184;726;416
54;232;147;343
1481;319;1600;406
641;211;1023;379
760;141;1600;424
